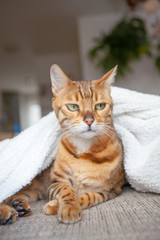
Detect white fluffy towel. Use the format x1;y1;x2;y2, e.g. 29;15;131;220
0;87;160;203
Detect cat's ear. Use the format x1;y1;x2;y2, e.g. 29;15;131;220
97;65;118;87
50;64;71;96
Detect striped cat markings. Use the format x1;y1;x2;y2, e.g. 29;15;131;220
0;65;124;224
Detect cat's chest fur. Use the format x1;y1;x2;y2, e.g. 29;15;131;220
56;134;122;195
64;141;118;195
70;136;93;155
70;159;114;195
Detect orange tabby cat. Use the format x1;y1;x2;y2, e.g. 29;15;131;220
0;65;124;225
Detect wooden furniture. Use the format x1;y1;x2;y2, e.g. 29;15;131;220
0;132;14;141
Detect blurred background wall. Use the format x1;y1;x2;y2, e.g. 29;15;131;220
0;0;160;139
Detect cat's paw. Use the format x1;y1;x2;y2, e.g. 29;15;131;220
43;199;58;215
0;204;18;225
11;197;32;217
58;202;82;224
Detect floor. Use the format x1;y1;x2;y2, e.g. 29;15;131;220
0;187;160;240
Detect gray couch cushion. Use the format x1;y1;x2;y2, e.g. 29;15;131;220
0;186;160;240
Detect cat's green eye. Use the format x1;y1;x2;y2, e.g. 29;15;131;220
67;104;79;111
95;103;106;110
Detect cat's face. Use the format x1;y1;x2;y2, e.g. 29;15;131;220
51;65;117;139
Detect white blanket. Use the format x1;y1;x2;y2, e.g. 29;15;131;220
0;87;160;203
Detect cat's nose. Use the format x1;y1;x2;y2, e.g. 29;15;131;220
85;119;94;126
84;114;94;126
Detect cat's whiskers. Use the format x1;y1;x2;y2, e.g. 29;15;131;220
62;124;82;139
61;126;73;138
62;129;74;139
92;135;103;146
100;127;117;143
101;122;116;133
104;124;115;131
103;126;116;136
61;120;117;143
98;122;116;137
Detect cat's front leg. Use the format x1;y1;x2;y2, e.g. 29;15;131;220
0;203;18;225
43;199;58;215
44;180;82;223
3;189;41;219
78;189;121;210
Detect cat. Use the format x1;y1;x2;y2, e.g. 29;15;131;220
0;64;124;225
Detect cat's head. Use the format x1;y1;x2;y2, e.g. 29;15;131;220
50;64;117;139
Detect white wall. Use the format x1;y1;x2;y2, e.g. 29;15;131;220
35;51;81;116
0;50;81;129
19;94;41;130
35;51;81;84
0;54;41;130
78;14;123;81
78;13;160;95
0;53;39;94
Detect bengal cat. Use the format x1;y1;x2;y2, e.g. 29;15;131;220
0;65;124;225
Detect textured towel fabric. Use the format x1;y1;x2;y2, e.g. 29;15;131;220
0;113;62;203
0;87;160;203
112;87;160;193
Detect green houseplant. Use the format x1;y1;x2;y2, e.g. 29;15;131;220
89;17;151;76
156;42;160;72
